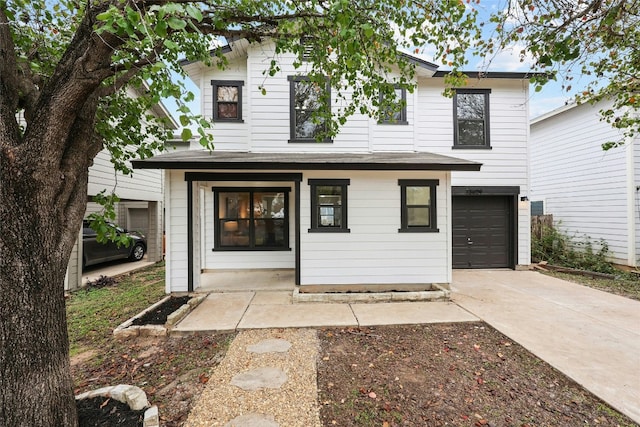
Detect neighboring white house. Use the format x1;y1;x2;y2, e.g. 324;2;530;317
133;38;533;294
65;88;178;291
530;100;640;267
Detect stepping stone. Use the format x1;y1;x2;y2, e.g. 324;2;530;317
224;413;279;427
247;339;291;354
230;367;287;391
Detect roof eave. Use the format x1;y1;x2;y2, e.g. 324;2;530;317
132;160;481;172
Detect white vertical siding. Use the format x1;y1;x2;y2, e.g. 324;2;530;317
300;170;450;285
418;78;529;188
634;138;640;266
531;101;630;264
419;78;530;266
87;149;164;201
201;58;250;151
166;170;189;292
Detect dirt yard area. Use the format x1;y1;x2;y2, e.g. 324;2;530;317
317;323;637;427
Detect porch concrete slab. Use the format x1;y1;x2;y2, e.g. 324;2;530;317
198;269;295;292
351;302;479;326
251;291;292;305
237;304;357;329
173;292;254;332
452;270;640;424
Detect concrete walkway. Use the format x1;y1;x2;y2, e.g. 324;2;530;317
452;270;640;424
172;290;477;333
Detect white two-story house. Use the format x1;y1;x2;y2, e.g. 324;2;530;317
133;39;532;294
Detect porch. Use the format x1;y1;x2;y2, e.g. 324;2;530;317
197;269;296;292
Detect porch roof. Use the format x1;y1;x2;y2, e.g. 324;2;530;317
132;150;482;171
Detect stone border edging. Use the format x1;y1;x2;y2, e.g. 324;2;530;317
75;384;159;427
114;295;206;339
292;285;449;303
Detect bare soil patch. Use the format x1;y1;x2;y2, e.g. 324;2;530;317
318;323;637;427
72;333;235;426
131;296;191;325
77;396;144;426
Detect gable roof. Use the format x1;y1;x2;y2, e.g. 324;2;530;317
433;70;543;80
180;38;438;72
132;150;482;171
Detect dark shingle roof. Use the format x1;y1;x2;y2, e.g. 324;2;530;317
132;150;481;171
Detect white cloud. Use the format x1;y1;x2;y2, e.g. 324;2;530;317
474;42;535;72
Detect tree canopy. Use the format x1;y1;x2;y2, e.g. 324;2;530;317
481;0;639;147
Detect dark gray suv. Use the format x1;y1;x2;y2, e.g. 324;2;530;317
82;221;147;269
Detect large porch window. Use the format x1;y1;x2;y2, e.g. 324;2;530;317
214;187;290;250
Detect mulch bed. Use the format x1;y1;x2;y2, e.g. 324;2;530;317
131;296;191;325
318;323;637;427
77;396;144;427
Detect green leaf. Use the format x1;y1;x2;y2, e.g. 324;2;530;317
96;11;112;21
186;4;203;22
181;128;193;141
167;16;187;30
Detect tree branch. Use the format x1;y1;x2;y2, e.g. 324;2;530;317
0;9;31;146
95;42;164;98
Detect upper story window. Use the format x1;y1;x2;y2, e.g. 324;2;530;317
453;89;491;148
211;80;243;122
288;76;331;143
379;86;407;125
309;179;350;233
398;179;439;233
300;36;314;62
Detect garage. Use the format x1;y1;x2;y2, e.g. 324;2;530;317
452;189;517;269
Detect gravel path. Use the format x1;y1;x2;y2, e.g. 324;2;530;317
184;328;322;427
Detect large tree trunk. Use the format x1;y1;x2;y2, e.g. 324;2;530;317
0;5;113;423
0;117;98;425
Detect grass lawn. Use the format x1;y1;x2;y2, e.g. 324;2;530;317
542;270;640;301
66;261;235;426
66;262;166;356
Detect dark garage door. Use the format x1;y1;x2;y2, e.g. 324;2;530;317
453;196;512;268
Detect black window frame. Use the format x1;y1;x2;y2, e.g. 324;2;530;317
300;36;314;62
398;179;439;233
288;75;332;143
213;187;290;251
308;179;350;233
211;80;244;122
453;89;491;149
379;85;408;125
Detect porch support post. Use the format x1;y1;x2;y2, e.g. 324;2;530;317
187;180;194;292
295;179;301;286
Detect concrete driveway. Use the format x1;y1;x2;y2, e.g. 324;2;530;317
452;270;640;424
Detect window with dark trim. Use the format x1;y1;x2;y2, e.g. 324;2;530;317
379;86;408;124
399;179;439;232
288;76;331;142
300;36;314;61
214;187;289;250
309;179;350;232
211;80;243;121
453;89;491;148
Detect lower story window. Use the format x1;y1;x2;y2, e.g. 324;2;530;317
309;179;350;232
399;179;439;232
214;188;290;250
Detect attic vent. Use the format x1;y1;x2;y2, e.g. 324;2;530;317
300;37;314;61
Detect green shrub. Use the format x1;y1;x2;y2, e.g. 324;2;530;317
532;223;615;274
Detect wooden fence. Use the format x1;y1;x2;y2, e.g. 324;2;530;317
531;214;553;240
